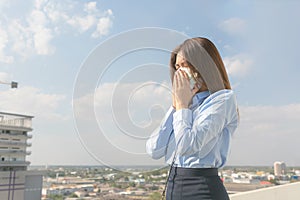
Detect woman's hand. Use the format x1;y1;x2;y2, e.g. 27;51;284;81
172;70;197;110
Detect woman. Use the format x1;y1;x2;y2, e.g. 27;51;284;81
146;37;239;200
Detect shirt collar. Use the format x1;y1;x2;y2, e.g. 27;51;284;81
189;90;210;110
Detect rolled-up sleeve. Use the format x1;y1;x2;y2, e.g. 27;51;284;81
146;106;175;159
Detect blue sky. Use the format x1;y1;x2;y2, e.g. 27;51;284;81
0;0;300;167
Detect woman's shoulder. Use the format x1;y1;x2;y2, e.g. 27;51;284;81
197;89;237;115
195;89;238;125
205;89;236;103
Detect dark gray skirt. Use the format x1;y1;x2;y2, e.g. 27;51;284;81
166;167;229;200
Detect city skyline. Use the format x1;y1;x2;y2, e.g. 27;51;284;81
0;0;300;166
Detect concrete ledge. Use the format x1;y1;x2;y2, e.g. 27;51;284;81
229;182;300;200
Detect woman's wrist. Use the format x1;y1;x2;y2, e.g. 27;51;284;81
175;104;188;110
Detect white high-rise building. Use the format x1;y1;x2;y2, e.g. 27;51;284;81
274;161;287;176
0;111;43;200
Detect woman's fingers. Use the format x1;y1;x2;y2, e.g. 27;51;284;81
175;70;190;87
172;73;178;107
175;71;182;87
181;70;189;79
178;70;190;88
173;70;196;109
173;72;178;90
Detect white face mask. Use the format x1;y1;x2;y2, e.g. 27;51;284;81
179;67;197;90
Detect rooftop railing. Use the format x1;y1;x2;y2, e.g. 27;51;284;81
0;118;32;129
0;149;31;155
0;139;32;146
0;112;33;129
0;160;30;166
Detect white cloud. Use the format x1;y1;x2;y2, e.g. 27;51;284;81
73;81;171;165
0;29;14;63
92;15;113;38
28;9;55;55
229;103;300;166
238;104;300;133
0;0;114;63
95;81;170;123
74;81;171;123
0;72;12;82
0;0;9;9
84;2;98;13
220;18;252;78
42;1;113;36
219;17;246;35
74;82;300;165
34;0;47;10
0;85;66;120
8;19;34;60
33;28;54;55
74;81;171;144
223;54;253;77
67;15;97;33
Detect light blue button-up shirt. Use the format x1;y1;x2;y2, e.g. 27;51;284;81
146;89;239;168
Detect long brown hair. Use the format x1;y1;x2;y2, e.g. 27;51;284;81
170;37;231;93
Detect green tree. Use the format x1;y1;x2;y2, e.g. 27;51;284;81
69;193;78;198
47;194;64;200
269;179;280;185
129;182;136;187
149;192;162;200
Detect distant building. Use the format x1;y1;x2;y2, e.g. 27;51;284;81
274;161;287;176
0;111;44;200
